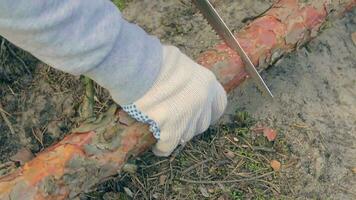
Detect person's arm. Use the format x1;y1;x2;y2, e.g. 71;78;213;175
0;0;227;156
0;0;161;104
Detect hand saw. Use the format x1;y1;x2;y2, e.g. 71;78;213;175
193;0;274;99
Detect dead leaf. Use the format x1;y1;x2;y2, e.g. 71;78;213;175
270;160;281;171
352;167;356;174
352;32;356;45
32;127;45;146
123;187;133;198
263;128;277;141
152;193;160;199
199;186;210;198
159;175;167;186
223;149;235;159
208;188;215;193
252;126;278;141
10;147;34;165
122;163;137;174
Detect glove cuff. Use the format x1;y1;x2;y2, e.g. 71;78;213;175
122;104;161;139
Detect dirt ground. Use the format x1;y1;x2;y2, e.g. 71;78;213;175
228;11;356;199
0;0;355;199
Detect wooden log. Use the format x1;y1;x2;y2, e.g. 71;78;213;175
0;0;355;199
198;0;356;92
0;107;155;199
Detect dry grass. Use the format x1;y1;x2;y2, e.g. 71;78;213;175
0;38;36;83
85;112;294;200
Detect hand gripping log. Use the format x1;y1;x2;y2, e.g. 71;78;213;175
0;0;355;199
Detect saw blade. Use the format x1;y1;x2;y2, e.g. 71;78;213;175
193;0;274;99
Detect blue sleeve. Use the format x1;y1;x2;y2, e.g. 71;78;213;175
0;0;162;104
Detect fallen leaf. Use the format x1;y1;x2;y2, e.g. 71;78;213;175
199;186;210;198
10;147;34;165
223;149;235;159
159;175;167;186
352;167;356;174
251;126;278;141
122;163;137;174
152;193;160;199
270;160;281;171
352;32;356;45
263;128;277;141
123;187;133;198
208;188;215;193
32;128;44;146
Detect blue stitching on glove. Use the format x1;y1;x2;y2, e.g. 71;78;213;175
122;104;161;139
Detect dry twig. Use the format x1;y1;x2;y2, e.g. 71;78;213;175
178;172;275;184
4;41;31;75
0;103;15;136
80;76;95;119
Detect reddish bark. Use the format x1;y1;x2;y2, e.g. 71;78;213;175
0;0;355;199
198;0;356;92
0;107;155;199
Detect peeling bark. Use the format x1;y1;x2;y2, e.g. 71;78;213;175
0;107;155;199
0;0;355;199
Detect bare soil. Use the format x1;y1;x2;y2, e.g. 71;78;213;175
229;11;356;199
0;0;355;199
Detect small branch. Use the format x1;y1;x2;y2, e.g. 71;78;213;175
0;103;15;136
81;76;95;119
181;158;212;174
0;38;5;52
178;171;274;184
4;41;31;75
252;146;276;153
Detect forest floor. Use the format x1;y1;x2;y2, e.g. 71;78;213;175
0;1;355;199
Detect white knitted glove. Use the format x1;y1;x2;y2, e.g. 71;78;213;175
122;45;227;156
